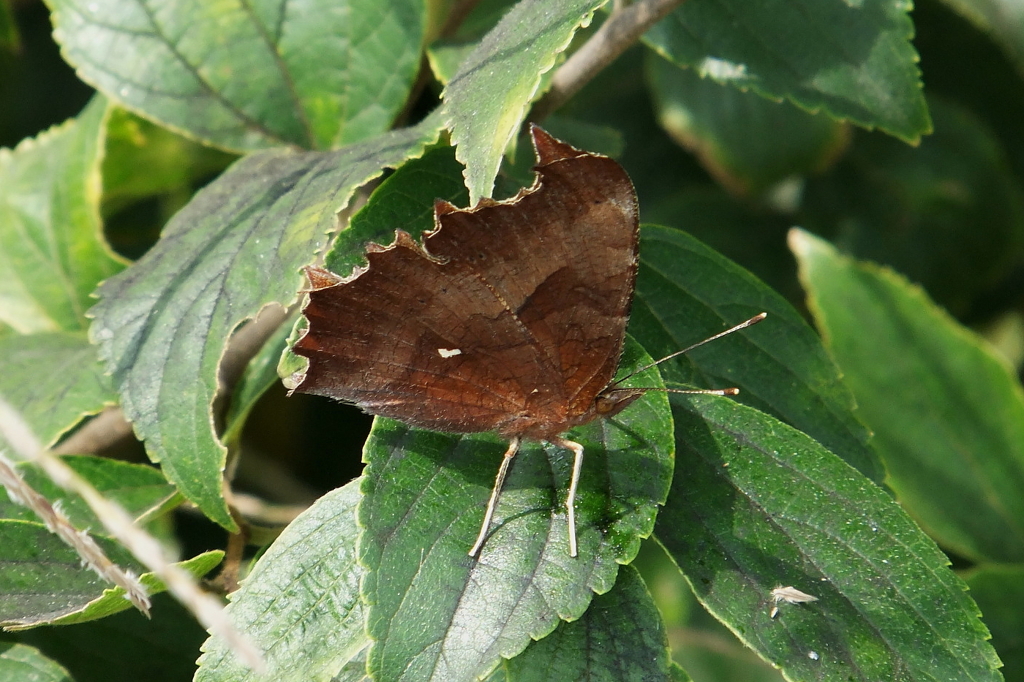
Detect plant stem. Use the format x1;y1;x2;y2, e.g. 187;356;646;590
530;0;686;122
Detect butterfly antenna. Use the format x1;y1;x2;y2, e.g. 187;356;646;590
609;312;767;390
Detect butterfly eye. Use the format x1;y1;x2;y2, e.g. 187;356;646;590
594;389;646;417
594;394;617;414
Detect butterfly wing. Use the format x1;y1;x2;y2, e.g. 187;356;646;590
292;234;559;434
423;127;639;435
291;127;639;439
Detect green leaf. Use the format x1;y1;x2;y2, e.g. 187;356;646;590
632;225;882;483
966;565;1024;681
0;519;218;630
505;564;672;682
443;0;607;203
668;663;694;682
801;97;1024;314
672;630;784;682
643;0;931;143
10;592;209;682
361;338;674;682
0;519;140;628
0;642;72;682
426;0;521;86
196;481;366;682
325;143;469;275
46;550;222;627
428;42;478;87
939;0;1024;79
89;116;444;530
102;107;237;216
657;395;1001;682
47;0;426;151
636;542;784;681
0;95;123;333
0;455;174;528
0;332;115;450
791;229;1024;564
645;52;849;197
641;188;797;304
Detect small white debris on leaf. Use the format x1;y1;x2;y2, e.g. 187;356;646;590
769;585;818;618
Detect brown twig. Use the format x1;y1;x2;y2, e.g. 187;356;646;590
530;0;687;122
210;507;251;595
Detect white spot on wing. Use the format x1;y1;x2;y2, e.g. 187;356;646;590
438;348;462;358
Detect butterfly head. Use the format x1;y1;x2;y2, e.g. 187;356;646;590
593;386;647;418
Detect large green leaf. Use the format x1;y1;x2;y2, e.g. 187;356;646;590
0;643;72;682
631;225;882;484
361;339;674;682
0;96;123;333
504;564;672;681
443;0;607;203
791;229;1024;564
195;481;366;682
47;0;425;151
658;394;1001;682
646;52;849;197
644;0;930;143
0;332;115;451
89;116;444;529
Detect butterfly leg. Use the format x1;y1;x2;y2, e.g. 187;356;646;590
551;437;584;558
469;437;521;557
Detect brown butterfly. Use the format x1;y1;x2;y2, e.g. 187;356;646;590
288;126;764;557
